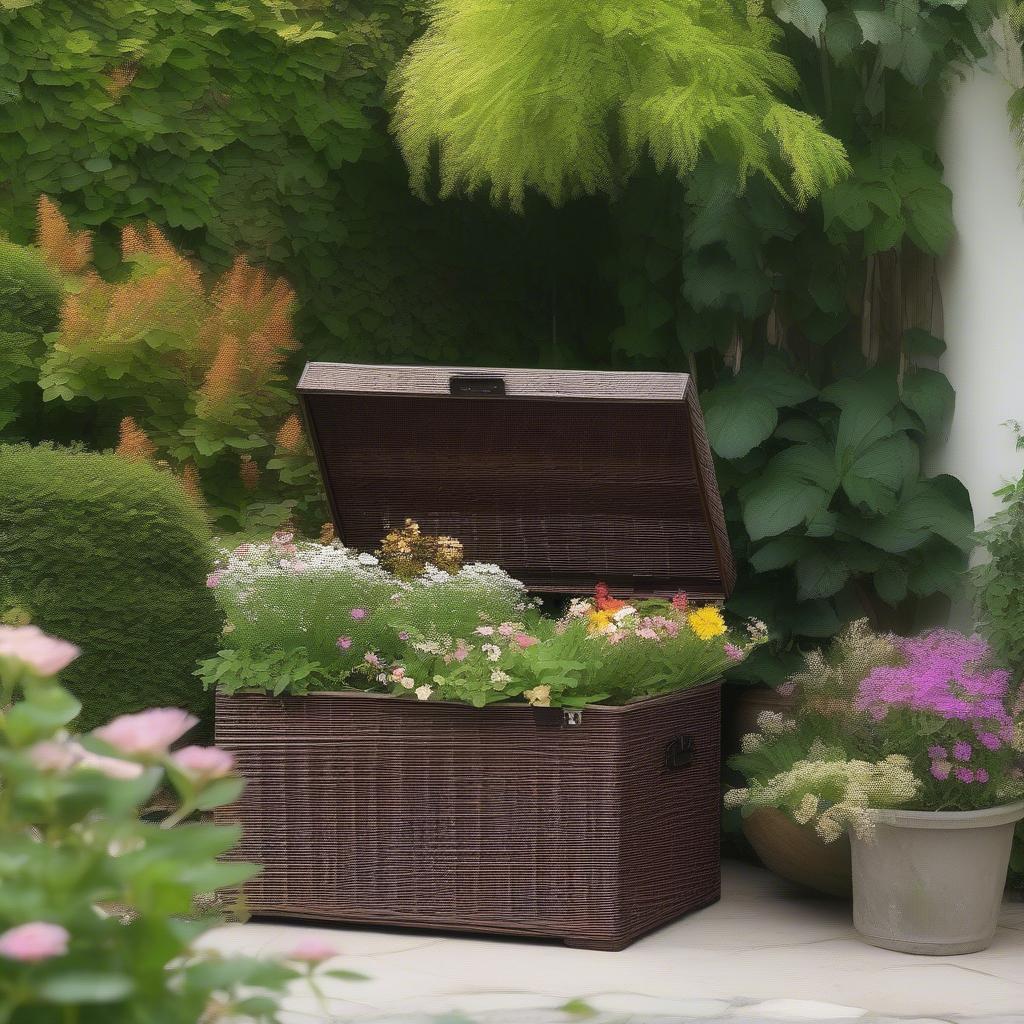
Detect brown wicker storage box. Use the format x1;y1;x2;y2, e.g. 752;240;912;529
216;363;735;949
217;683;721;950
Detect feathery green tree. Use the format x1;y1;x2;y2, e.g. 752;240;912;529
391;0;851;209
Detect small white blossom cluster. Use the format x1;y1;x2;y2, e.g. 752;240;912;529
739;709;797;753
724;752;920;843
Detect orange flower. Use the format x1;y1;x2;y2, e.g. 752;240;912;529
36;195;92;274
199;336;241;408
239;454;261;491
115;416;156;462
276;413;304;453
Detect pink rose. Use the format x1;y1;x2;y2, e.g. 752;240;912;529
288;937;337;963
514;634;538;649
0;625;80;677
0;922;69;963
172;745;235;781
93;708;197;757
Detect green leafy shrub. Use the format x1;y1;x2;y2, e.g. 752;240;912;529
0;239;62;435
0;443;220;733
0;622;353;1021
974;426;1024;683
391;0;850;209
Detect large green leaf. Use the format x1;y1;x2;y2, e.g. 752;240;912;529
749;535;809;571
704;389;778;459
901;368;954;435
841;432;919;513
796;547;849;599
740;444;838;540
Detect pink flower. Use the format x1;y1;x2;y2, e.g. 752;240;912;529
953;741;972;762
514;634;539;649
363;652;380;667
272;531;294;546
930;761;951;781
288;937;336;963
76;749;145;780
398;631;410;641
0;625;80;677
28;740;79;773
0;922;69;963
232;543;251;558
497;624;515;638
391;667;405;680
350;608;367;621
672;592;688;613
777;681;796;697
206;572;223;589
474;626;495;637
724;643;743;661
955;767;975;784
636;628;659;640
977;768;990;784
453;645;469;662
93;708;197;757
336;636;353;650
978;731;1001;751
172;745;235;781
927;745;947;760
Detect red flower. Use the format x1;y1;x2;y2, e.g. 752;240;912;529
594;581;626;613
672;591;688;613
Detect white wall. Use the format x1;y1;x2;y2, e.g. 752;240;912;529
933;67;1024;529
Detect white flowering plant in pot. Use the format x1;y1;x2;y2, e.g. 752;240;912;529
0;625;358;1022
726;619;1024;954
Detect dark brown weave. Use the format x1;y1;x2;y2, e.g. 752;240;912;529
215;682;722;949
298;364;735;600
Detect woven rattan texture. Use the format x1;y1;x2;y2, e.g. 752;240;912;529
300;372;733;598
215;683;722;949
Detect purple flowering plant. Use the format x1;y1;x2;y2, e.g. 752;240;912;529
852;629;1024;810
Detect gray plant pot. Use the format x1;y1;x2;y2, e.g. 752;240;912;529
851;800;1024;955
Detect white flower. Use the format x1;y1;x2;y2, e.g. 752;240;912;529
612;605;637;622
415;685;433;701
481;643;501;662
740;733;763;753
400;678;415;689
358;553;379;565
490;669;510;686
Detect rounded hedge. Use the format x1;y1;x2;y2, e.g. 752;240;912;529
0;443;220;734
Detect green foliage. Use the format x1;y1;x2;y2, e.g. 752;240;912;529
974;425;1024;682
0;240;62;433
0;443;220;733
0;626;353;1022
392;0;850;210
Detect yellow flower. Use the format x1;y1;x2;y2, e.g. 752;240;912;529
687;606;726;641
523;685;551;707
587;609;615;635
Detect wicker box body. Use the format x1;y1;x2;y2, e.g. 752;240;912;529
217;363;734;948
215;682;721;950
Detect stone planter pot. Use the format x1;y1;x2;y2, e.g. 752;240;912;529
743;808;851;898
851;801;1024;955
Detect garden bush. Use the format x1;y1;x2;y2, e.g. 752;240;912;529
0;443;220;733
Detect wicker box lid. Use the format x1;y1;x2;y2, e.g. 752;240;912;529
297;363;735;600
